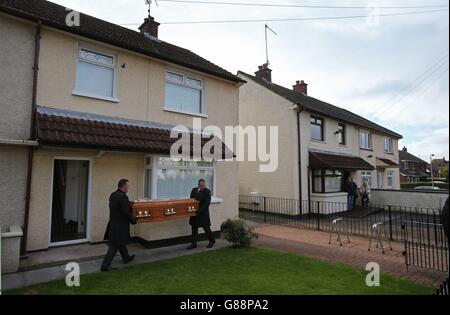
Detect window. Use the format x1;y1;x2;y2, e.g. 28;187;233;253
384;137;393;153
360;130;372;150
361;171;373;187
148;157;214;199
311;116;324;141
312;169;343;193
387;170;395;188
75;48;116;99
165;71;204;115
338;123;346;145
144;156;152;198
404;161;409;169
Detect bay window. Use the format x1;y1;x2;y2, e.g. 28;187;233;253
165;71;204;115
361;171;373;187
312;169;343;193
145;156;215;199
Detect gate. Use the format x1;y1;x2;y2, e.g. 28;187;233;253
402;221;449;272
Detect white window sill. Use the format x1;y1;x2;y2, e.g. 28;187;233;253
72;90;120;103
211;197;223;204
164;108;208;118
311;139;326;144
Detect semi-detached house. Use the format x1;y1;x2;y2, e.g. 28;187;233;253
238;64;402;212
0;0;244;259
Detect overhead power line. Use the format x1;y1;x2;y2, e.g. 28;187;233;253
157;0;450;10
119;8;448;25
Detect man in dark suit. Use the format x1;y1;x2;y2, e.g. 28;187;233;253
101;179;137;271
187;179;216;250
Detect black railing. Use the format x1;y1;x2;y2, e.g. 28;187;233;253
239;195;443;242
436;278;449;295
240;194;449;272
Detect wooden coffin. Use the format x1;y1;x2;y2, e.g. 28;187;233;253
130;198;199;223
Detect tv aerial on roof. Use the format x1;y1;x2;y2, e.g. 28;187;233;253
265;24;277;65
145;0;159;17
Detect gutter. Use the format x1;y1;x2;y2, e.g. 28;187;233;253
0;139;38;147
21;20;42;255
296;105;305;212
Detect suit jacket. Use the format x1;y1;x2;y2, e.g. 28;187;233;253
442;197;449;240
107;189;137;246
189;187;212;227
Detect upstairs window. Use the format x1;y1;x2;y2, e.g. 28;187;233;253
338;123;346;145
360;130;372;150
165;71;204;115
384;137;393;153
311;116;324;141
75;48;116;100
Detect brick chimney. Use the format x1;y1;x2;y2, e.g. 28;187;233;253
402;146;408;152
139;16;160;38
254;63;272;82
293;80;308;94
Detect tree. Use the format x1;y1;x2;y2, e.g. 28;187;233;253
441;166;449;183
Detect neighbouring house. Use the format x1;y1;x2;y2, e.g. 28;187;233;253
399;147;430;183
238;64;402;211
0;0;244;253
431;157;449;180
0;8;38;272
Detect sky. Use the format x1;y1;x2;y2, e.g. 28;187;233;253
53;0;449;161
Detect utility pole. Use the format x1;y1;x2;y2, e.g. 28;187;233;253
430;154;435;187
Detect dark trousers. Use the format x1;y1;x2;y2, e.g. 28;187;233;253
191;226;215;245
101;244;131;269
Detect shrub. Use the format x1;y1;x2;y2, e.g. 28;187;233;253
220;219;258;248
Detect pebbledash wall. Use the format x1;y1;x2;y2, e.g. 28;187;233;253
26;27;240;251
0;14;35;231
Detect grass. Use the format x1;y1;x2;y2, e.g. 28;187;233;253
7;247;433;295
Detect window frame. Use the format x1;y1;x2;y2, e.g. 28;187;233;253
387;170;395;188
384;137;393;154
312;169;344;194
164;70;206;116
310;116;325;142
360;170;373;187
360;130;373;150
338;123;346;145
144;155;216;199
73;46;119;102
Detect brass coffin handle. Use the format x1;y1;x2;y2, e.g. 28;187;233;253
164;208;177;216
137;210;151;218
186;206;197;213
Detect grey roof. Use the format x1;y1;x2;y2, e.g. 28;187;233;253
0;0;244;84
238;71;403;139
399;150;429;164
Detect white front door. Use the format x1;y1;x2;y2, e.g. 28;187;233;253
377;170;385;189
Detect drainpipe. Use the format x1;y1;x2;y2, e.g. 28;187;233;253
296;105;304;212
21;21;42;255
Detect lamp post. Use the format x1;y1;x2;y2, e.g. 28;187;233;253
430;154;436;188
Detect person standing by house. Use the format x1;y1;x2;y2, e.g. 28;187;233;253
442;197;449;247
101;179;137;271
187;179;216;250
359;180;371;209
344;177;357;211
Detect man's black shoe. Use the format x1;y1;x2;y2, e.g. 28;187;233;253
123;255;135;264
187;244;197;250
100;267;117;272
207;241;216;249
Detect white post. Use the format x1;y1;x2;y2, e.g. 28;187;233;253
430;154;435;188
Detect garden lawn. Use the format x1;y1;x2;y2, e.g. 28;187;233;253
8;247;433;295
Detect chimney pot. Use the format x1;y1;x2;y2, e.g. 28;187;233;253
293;80;308;94
254;63;272;82
402;146;408;152
139;16;160;38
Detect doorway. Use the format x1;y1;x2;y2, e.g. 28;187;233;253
50;159;90;245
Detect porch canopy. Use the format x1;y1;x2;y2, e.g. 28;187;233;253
35;106;232;158
309;152;375;171
376;157;400;168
